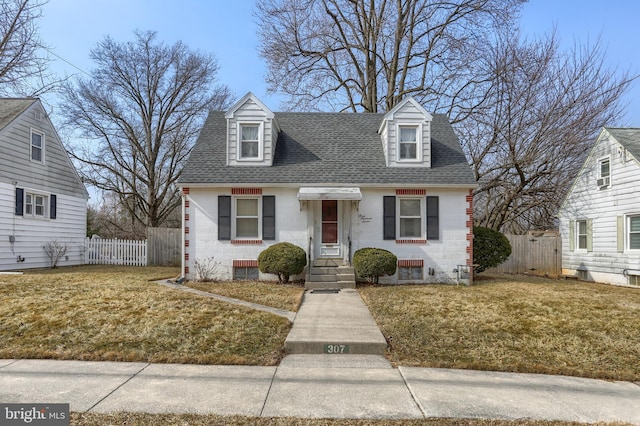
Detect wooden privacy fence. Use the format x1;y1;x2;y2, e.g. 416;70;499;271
488;234;562;277
147;227;181;266
85;238;147;266
84;228;181;266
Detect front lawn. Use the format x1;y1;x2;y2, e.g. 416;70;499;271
0;266;291;365
185;280;304;312
360;274;640;382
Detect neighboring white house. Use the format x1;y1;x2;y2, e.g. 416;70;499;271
178;93;477;285
0;98;88;270
559;127;640;286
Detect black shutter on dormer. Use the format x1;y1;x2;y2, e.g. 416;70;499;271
383;196;396;240
426;196;439;240
262;195;275;240
15;188;24;216
218;196;231;240
50;194;57;219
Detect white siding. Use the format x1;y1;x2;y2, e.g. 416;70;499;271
381;101;432;168
0;182;87;270
227;99;276;166
559;133;640;285
0;100;87;270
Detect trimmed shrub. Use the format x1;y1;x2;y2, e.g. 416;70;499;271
258;242;306;283
353;247;397;284
473;226;512;273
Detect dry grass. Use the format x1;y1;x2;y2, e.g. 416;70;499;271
359;274;640;382
0;265;291;365
70;412;628;426
185;280;305;312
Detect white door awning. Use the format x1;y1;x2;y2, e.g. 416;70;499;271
297;187;362;201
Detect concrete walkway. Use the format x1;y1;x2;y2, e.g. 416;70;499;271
1;287;639;423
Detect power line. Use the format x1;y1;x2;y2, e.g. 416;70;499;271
43;47;91;77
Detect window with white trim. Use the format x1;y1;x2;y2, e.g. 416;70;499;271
628;215;640;250
398;198;423;239
234;197;260;238
576;220;587;250
25;193;48;218
597;157;610;188
239;123;261;160
398;125;420;161
31;129;44;163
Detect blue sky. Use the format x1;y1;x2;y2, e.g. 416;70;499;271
39;1;639;123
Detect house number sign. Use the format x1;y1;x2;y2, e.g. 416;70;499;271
323;344;350;354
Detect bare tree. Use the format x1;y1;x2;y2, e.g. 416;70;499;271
464;29;634;232
0;0;57;96
256;0;523;113
62;30;233;230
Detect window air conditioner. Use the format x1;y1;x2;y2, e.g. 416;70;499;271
597;176;610;187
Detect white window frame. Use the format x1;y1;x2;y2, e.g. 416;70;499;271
397;197;425;239
232;196;261;239
576;219;588;251
597;156;610;188
30;128;45;163
237;122;263;161
396;123;422;162
626;214;640;251
24;191;48;219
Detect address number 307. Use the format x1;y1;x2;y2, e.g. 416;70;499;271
324;344;349;354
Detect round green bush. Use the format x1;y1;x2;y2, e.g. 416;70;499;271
353;247;397;284
473;226;512;273
258;242;307;283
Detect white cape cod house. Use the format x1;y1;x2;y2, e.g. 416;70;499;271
0;98;88;270
178;93;477;285
559;127;640;286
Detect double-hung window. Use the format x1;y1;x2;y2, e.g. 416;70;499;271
576;220;588;250
31;129;44;163
398;125;419;161
235;198;259;238
598;157;610;188
239;123;261;160
218;194;275;241
399;198;422;238
628;215;640;250
25;193;47;218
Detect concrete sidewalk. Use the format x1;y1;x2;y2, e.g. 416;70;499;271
1;288;639;423
1;358;639;423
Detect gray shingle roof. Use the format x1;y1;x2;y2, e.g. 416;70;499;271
179;111;476;186
0;98;35;131
606;128;640;162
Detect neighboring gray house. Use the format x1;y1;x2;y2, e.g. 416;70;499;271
559;127;640;286
0;98;88;270
178;93;477;285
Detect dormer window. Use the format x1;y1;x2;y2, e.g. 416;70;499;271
239;123;263;160
399;126;417;159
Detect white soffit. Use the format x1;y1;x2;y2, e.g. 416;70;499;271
297;187;362;200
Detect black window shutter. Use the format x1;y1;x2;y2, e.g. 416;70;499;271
50;194;57;219
426;196;439;240
218;196;231;240
383;196;396;240
15;188;24;216
262;195;276;240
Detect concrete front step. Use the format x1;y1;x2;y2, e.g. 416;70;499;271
285;289;388;356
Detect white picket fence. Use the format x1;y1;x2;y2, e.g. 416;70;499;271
85;237;147;266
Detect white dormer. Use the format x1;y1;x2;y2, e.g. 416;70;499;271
378;97;432;167
225;92;279;166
